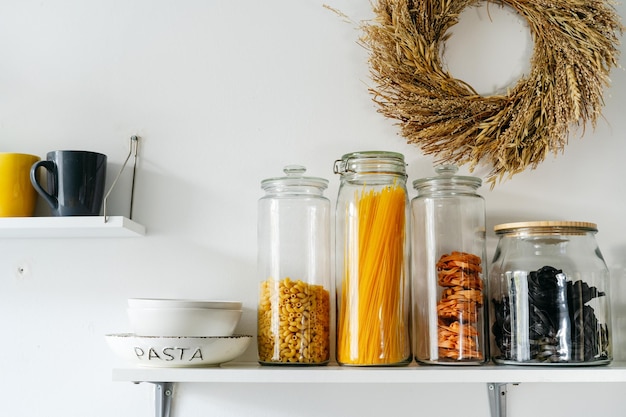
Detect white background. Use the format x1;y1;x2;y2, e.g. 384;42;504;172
1;1;625;416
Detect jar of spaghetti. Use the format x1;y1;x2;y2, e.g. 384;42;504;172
411;165;487;365
490;221;611;365
257;165;331;365
333;151;411;366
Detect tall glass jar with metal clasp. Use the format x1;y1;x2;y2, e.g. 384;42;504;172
490;221;611;365
411;165;488;365
334;151;411;366
257;165;331;365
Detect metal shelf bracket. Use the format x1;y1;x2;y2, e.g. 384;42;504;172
153;382;174;417
487;382;509;417
132;381;174;417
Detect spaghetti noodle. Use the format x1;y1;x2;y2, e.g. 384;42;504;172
337;184;410;365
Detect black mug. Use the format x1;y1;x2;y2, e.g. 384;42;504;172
30;150;107;216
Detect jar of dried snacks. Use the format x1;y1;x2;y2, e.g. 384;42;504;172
411;165;488;365
257;165;331;365
490;221;611;365
333;151;411;366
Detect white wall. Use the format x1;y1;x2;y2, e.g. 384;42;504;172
1;1;625;416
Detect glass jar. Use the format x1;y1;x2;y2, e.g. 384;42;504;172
257;165;331;365
411;165;488;364
489;221;611;365
333;151;411;366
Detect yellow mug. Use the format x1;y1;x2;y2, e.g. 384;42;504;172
0;153;41;217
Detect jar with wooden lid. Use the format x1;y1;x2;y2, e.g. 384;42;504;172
257;165;331;365
411;165;488;365
333;151;411;366
489;221;611;365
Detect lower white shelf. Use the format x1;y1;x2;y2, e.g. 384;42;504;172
113;361;626;384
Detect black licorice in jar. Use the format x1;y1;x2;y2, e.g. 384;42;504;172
489;221;611;365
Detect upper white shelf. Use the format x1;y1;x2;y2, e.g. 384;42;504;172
113;361;626;384
0;216;145;238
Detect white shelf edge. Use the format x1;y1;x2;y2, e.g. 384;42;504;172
112;361;626;384
0;216;145;238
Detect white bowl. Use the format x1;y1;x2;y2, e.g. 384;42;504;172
127;307;242;337
128;298;243;310
105;333;252;367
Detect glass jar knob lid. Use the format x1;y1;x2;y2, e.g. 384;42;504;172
434;164;459;177
261;165;328;190
283;165;307;177
413;164;482;190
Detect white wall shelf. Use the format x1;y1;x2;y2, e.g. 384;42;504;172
113;361;626;384
113;362;626;417
0;216;145;238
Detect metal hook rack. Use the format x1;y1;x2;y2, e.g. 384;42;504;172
103;135;139;223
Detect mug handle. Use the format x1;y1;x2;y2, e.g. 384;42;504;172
30;160;58;209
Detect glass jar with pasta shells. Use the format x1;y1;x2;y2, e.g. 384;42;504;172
411;165;488;365
489;221;611;366
333;151;411;366
257;165;331;365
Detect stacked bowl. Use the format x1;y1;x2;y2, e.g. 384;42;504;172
127;298;243;337
106;298;252;367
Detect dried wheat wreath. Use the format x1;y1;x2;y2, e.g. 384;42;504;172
361;0;622;185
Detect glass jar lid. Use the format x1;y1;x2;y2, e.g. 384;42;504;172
333;151;406;176
494;221;598;236
261;165;328;192
412;165;481;192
